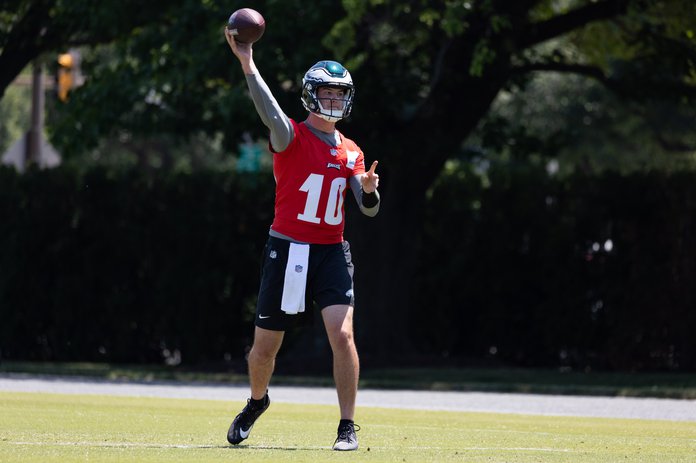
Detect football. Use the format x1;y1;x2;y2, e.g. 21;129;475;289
227;8;266;44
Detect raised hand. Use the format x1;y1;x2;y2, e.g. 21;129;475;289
361;160;379;194
224;28;253;70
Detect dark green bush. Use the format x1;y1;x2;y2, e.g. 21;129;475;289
2;164;695;370
0;165;273;365
416;164;696;371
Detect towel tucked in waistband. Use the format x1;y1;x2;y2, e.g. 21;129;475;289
280;243;310;314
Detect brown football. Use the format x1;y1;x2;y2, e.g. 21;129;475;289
227;8;265;44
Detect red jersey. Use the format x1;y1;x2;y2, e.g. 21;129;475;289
270;119;366;244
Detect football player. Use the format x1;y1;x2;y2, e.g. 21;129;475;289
224;28;380;451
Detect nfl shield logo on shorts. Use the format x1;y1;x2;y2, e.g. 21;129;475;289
295;265;303;273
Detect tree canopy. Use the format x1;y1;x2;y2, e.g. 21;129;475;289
0;1;182;98
3;1;694;164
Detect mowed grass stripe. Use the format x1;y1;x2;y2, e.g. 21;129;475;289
1;392;695;463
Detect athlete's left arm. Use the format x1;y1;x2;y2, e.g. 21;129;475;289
349;160;380;217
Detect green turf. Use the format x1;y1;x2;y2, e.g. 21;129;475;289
1;392;694;462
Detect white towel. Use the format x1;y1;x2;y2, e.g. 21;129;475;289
280;243;310;314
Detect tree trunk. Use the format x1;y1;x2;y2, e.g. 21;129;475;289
347;65;508;361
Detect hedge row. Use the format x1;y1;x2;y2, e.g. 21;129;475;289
0;166;273;364
2;165;695;370
415;166;696;371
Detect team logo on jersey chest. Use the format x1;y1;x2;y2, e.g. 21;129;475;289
326;162;341;170
330;149;338;156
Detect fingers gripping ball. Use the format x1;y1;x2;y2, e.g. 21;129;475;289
227;8;266;44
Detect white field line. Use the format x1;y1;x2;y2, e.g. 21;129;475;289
7;441;575;453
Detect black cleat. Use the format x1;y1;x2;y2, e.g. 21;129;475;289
227;394;270;445
332;420;360;451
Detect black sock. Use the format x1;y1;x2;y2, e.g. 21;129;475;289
250;394;267;408
339;419;354;426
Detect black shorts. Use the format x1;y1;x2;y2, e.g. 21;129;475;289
255;236;355;331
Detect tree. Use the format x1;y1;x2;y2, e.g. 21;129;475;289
332;0;696;356
472;72;696;176
4;0;695;358
0;0;173;99
46;1;345;156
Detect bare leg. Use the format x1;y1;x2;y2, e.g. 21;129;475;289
247;326;284;399
322;305;359;420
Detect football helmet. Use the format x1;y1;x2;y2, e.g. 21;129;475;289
301;60;355;122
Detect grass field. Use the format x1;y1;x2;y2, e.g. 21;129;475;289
1;392;695;463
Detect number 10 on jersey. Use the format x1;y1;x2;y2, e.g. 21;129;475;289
297;174;346;226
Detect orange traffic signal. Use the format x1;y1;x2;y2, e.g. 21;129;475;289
57;53;74;102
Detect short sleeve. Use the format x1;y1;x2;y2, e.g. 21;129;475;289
346;145;365;176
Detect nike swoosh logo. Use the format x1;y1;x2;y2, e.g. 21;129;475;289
239;426;253;438
258;315;271;319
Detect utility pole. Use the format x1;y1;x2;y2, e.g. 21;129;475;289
1;60;61;172
26;62;44;166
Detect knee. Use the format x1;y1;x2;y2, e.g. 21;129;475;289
331;327;356;353
248;344;277;365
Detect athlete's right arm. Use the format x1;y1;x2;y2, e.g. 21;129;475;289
224;28;293;152
245;73;293;152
